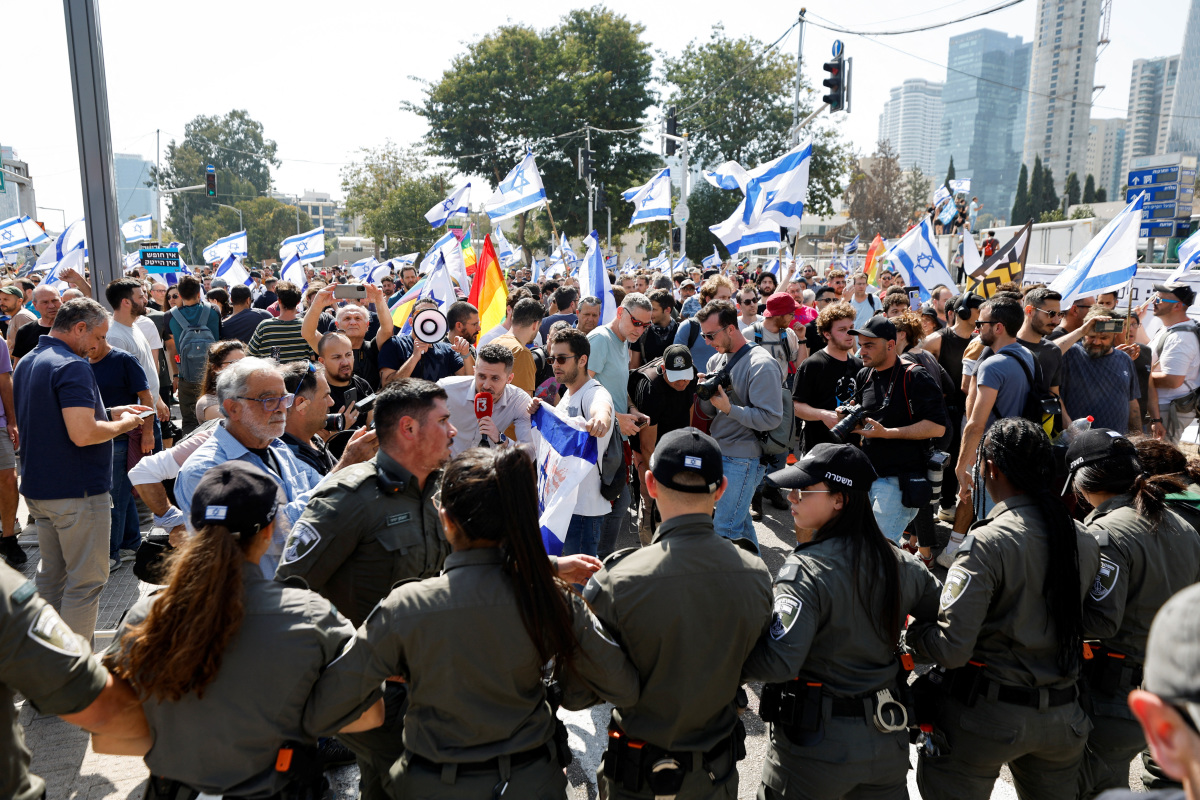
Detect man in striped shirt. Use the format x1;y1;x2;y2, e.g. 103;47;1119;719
247;281;314;363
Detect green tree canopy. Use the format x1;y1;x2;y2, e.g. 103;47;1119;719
1065;171;1081;209
1083;173;1097;204
845;140;907;239
1011;163;1030;225
945;156;955;185
341;143;455;258
904;164;931;220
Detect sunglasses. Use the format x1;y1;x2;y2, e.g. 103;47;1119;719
975;320;997;330
1033;307;1065;320
741;297;758;305
792;488;833;499
1155;296;1181;305
547;354;579;365
627;317;650;329
700;326;730;341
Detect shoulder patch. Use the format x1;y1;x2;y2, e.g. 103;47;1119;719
777;563;800;583
601;547;639;570
582;575;602;603
28;605;83;658
280;521;321;566
1090;555;1120;602
1090;528;1110;547
768;595;802;640
11;580;35;605
940;567;972;610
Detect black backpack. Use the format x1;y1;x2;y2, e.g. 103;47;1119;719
999;350;1062;437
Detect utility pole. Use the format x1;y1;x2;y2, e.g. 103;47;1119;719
156;128;161;244
792;9;807;145
585;127;594;234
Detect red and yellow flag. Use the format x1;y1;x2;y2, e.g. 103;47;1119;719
470;235;508;334
863;234;886;286
461;229;478;275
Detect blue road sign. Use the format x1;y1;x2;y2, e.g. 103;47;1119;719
206;164;215;174
1127;184;1195;204
1128;166;1197;187
1140;220;1179;239
1142;199;1193;220
139;247;183;273
832;40;843;58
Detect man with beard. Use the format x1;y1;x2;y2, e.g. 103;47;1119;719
317;332;373;430
438;343;532;458
1059;307;1142;433
0;285;26;339
105;278;170;425
303;284;392;390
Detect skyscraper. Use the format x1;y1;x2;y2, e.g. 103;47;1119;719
878;78;944;176
114;152;155;223
936;29;1031;223
1022;0;1102;192
1123;56;1180;179
1085;118;1126;198
1165;0;1200;155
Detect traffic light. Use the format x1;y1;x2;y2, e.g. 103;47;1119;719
578;148;596;179
671;227;681;251
205;164;217;197
665;106;678;156
822;56;845;112
594;183;606;211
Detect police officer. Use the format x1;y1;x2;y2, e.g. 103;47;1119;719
275;378;600;799
1066;429;1200;797
303;446;640;799
104;461;384;799
2;561;148;800
585;427;773;799
743;443;941;799
907;417;1101;800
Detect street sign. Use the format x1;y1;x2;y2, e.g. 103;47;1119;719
1143;199;1194;220
1127;183;1195;204
1140;220;1179;239
673;202;689;225
139;247;182;272
1127;166;1197;187
1128;152;1198;171
832;40;844;58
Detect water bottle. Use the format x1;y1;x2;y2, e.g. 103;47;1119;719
1059;415;1094;447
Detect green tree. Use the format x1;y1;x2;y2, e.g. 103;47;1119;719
1065;171;1081;210
192;197;314;265
1029;156;1045;218
682;181;742;262
1041;164;1060;217
1083;174;1097;204
1096;187;1108;202
1039;208;1065;223
662;24;849;219
1070;205;1094;220
845;140;908;239
153;110;280;254
410;7;658;257
341;143;454;259
1011;163;1030;224
945;156;956;185
903;164;931;219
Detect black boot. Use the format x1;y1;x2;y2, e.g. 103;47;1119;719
751;490;763;521
0;535;26;566
762;486;789;510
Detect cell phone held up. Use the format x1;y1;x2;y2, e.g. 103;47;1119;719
1093;318;1124;334
334;284;367;300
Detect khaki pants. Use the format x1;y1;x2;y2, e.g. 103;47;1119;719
177;378;203;436
28;494;112;643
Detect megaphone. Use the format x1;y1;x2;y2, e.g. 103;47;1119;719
412;308;448;344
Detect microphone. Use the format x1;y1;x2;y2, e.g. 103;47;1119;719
474;392;494;447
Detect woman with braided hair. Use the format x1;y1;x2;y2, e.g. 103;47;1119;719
1066;429;1200;797
907;417;1100;800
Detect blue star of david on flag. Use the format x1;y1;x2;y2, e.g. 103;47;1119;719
425;183;472;228
485;153;547;223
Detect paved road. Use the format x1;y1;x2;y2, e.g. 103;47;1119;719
18;495;1141;798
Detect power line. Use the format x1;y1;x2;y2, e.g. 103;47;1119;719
806;0;1027;35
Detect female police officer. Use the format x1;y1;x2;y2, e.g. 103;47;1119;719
742;443;941;799
104;461;384;799
907;417;1100;800
303;446;640;799
1065;429;1200;797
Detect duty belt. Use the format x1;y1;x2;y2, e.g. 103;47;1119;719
602;718;747;798
946;662;1078;709
407;743;551;774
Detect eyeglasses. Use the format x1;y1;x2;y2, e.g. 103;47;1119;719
700;325;730;341
816;297;836;304
1155;296;1181;305
740;297;758;305
975;320;997;330
547;354;579;365
237;394;295;412
1033;307;1065;320
794;489;833;499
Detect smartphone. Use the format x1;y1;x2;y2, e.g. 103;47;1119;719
137;409;156;419
343;388;358;410
334;284;367;300
906;287;921;306
1094;318;1125;334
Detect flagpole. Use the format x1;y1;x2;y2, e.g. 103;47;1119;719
541;201;562;254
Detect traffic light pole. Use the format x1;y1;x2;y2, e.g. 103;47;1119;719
586;127;594;234
63;0;122;307
791;9;806;145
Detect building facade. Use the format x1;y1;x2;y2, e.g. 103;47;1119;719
0;146;36;222
936;29;1031;224
1166;0;1200;156
114;152;156;223
1021;0;1102;194
878;78;944;176
1085;118;1127;198
1124;56;1181;178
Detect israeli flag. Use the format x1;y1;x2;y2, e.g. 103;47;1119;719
280;251;308;293
492;225;515;262
704;161;749;191
762;258;781;277
949;179;971;195
0;215;50;252
531;402;602;556
622;257;638;275
560;233;579;265
932;184;951;206
364;260;393;286
532;258;546;282
420;231;456;275
485;152;548;223
622;168;672;225
202;230;248;264
579;231;617;326
42;247;85;294
883;218;956;301
938;199;957;226
673;257;688;273
349;256;378;280
605;255;618;269
741;140;812;230
424;183;471;228
648;249;671;272
711;198;781;255
1050;193;1145;303
35;218;87;270
120;215;153;243
702;246;721;269
390;253;419;270
1169;228;1200;281
843;235;859;255
215;254;253;287
506;247;525;268
123;251;142;273
279;226;325;265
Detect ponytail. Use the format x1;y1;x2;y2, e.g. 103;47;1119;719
105;525;248;702
1074;453;1186;523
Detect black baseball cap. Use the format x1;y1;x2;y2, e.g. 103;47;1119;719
1064;427;1136;484
920;302;945;329
1153;282;1197;308
848;316;897;341
768;443;878;492
1144;583;1200;708
650;427;723;493
189;461;279;538
661;344;695;382
249;270;262;279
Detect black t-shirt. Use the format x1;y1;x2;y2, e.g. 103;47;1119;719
353;339;381;390
328;373;374;429
13;321;46;360
629;365;696;447
853;361;948;477
792;349;863;452
221;308;272;343
804;320;825;354
638;321;678;364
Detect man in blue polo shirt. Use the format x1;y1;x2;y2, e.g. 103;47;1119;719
13;298;148;641
377;298;468;385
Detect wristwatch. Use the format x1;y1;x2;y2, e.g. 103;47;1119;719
1150;418;1163;424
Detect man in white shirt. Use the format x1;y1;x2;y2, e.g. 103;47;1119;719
105;278;169;424
531;327;613;557
1149;282;1200;444
847;271;878;329
438;342;533;458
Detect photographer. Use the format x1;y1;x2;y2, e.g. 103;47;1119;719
696;300;785;548
841;317;947;543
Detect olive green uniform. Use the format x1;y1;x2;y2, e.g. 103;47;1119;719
304;547;640;799
275;449;450;799
109;562;365;797
583;513;773;799
743;538;942;800
1078;494;1200;797
1;561;108;800
908;495;1102;800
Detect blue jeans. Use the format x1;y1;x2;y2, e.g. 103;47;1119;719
597;483;631;559
759;449;789;489
109;440;142;560
869;476;919;543
563;514;605;558
713;456;766;550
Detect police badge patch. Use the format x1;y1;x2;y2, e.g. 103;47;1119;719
281;521;321;565
769;595;802;640
28;605;83;657
1090;555;1120;602
940;567;972;610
